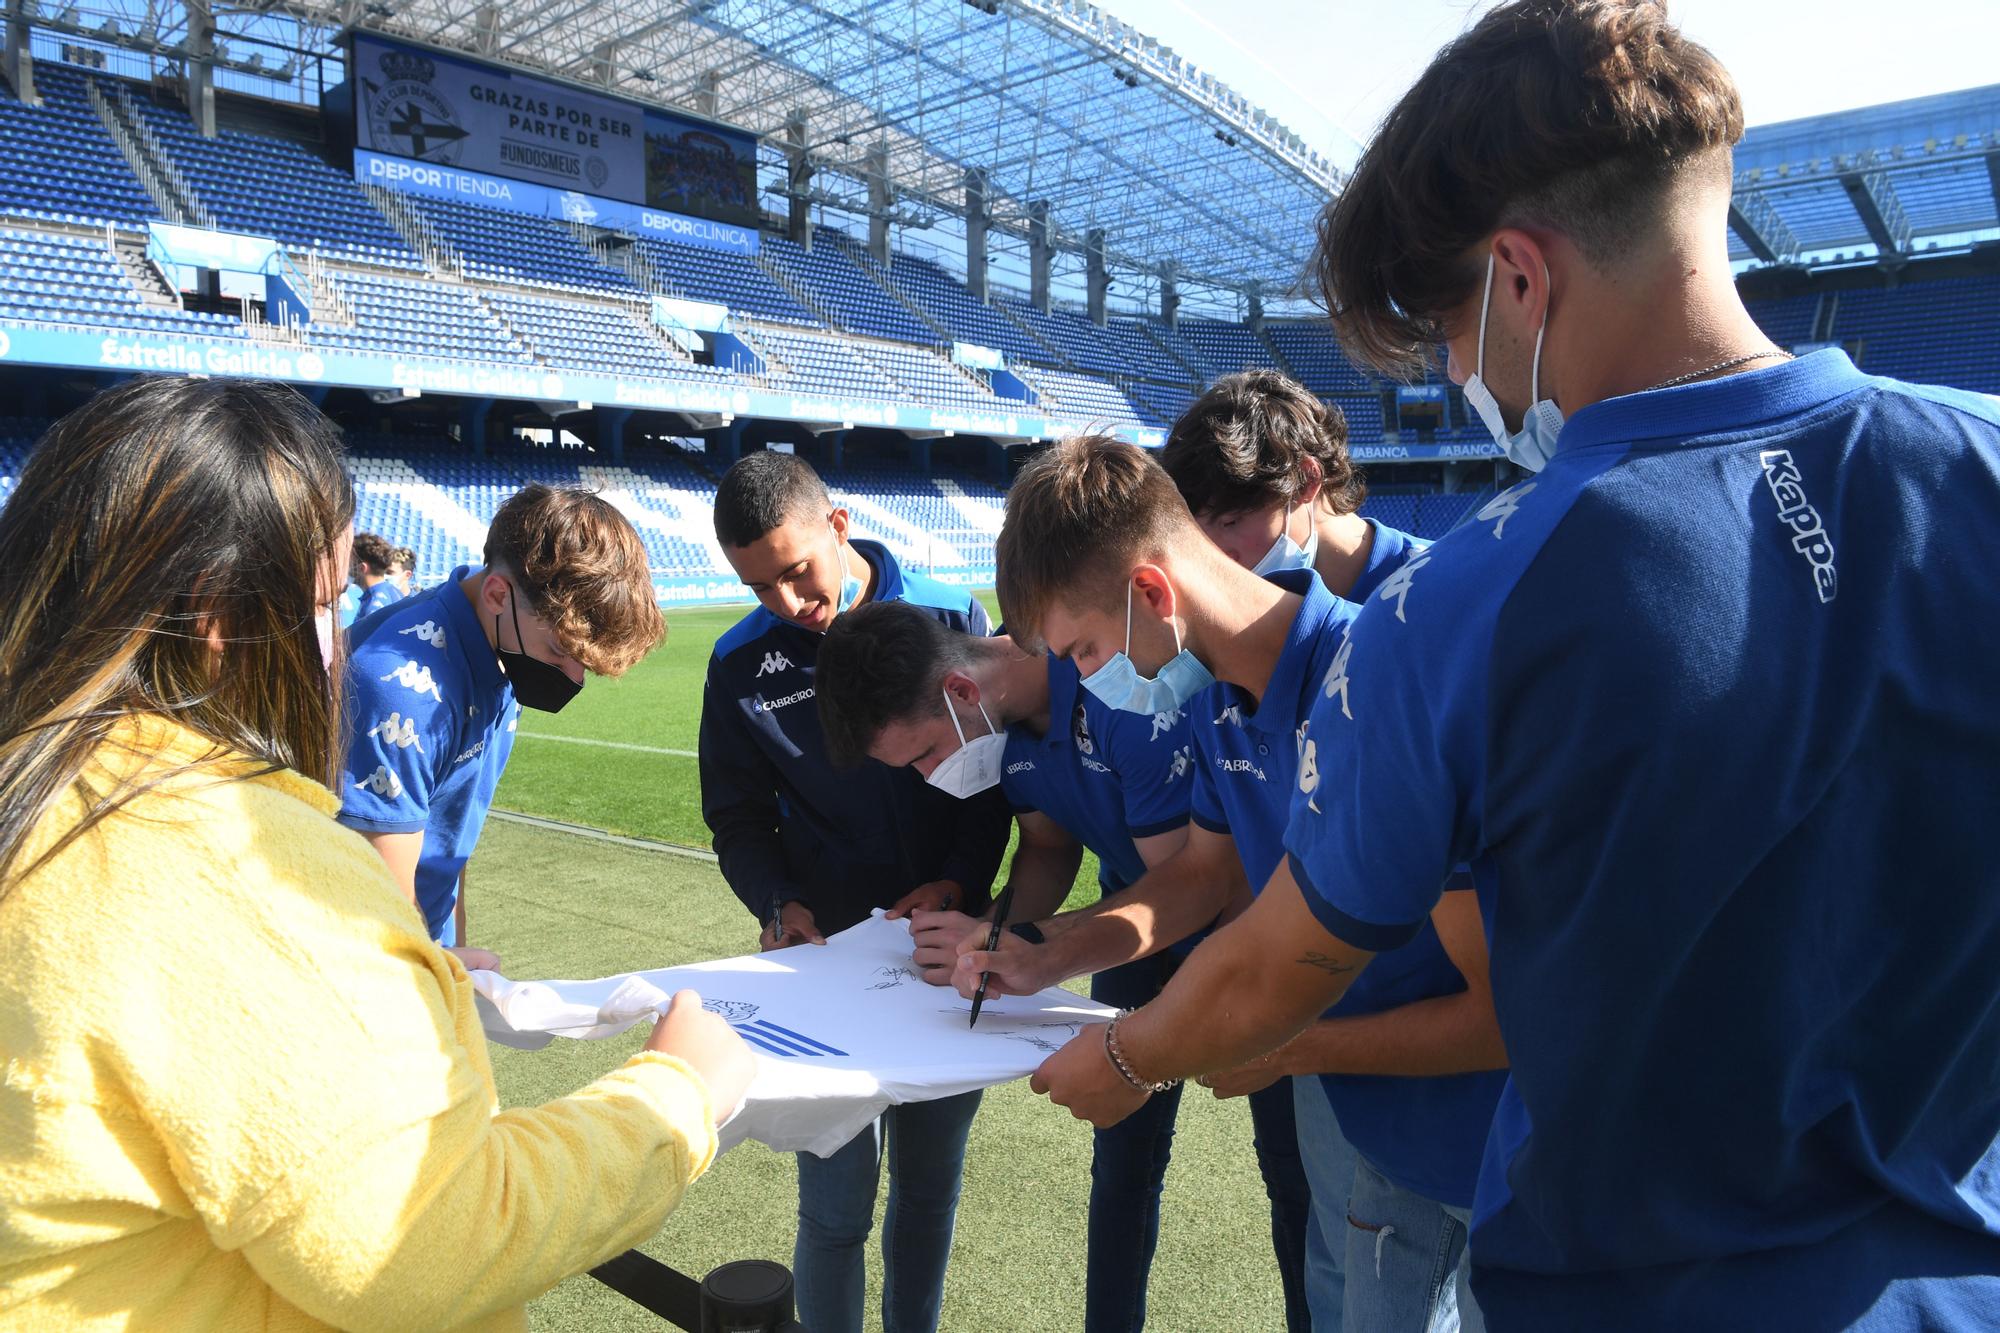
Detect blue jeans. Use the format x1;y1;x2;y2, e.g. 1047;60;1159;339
793;1089;982;1333
1248;1076;1316;1333
1294;1073;1358;1331
1086;956;1186;1332
1342;1153;1482;1333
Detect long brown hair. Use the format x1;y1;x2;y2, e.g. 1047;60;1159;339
0;377;355;894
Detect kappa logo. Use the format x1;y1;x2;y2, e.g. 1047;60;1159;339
1215;703;1247;728
1298;736;1323;814
1477;483;1538;540
367;713;425;752
1759;449;1838;603
1376;552;1433;624
353;765;404;799
1324;623;1355;720
1149;707;1184;742
1165;744;1193;783
756;651;795;677
399;619;446;650
381;659;444;703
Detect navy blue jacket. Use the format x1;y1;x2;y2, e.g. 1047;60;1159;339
699;540;1010;934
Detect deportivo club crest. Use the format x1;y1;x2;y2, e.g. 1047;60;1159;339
364;49;470;164
701;998;761;1024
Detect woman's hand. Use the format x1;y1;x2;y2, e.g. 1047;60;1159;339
644;990;756;1118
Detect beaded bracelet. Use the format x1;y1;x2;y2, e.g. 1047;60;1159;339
1103;1010;1180;1094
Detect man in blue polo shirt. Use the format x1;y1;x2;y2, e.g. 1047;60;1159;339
340;484;664;962
349;531;405;622
699;450;1010;1333
1161;376;1506;1333
814;598;1200;1331
965;434;1503;1332
1027;3;2000;1328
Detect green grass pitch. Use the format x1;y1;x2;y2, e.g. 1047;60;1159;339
477;596;1288;1330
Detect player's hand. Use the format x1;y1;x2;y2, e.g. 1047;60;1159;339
645;990;755;1119
885;879;962;920
760;901;825;951
908;909;986;985
1031;1023;1151;1127
953;927;1055;999
1198;1046;1288;1100
447;946;502;972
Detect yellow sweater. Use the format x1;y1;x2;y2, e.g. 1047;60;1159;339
0;716;718;1331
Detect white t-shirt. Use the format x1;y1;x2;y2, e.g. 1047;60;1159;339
471;910;1116;1157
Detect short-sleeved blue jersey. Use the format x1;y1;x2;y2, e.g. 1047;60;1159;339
1287;351;2000;1325
1193;554;1503;1209
354;579;405;623
1000;654;1193;896
699;540;1011;935
338;566;517;938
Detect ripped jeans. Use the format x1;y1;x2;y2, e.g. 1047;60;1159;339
1342;1154;1483;1333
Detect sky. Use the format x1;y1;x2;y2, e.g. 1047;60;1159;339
1094;0;2000;170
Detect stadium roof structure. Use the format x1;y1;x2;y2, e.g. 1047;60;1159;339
199;0;1344;300
1729;83;2000;269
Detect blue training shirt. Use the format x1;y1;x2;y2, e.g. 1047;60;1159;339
338;566;518;940
1197;555;1504;1210
699;540;1012;935
1287;350;2000;1326
1000;654;1193;896
354;579;405;622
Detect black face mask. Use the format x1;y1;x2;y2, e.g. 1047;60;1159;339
495;581;583;714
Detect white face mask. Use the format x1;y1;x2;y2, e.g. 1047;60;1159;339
314;608;336;673
1462;252;1565;472
926;684;1006;798
1251;501;1321;577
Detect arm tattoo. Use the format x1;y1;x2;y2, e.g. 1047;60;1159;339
1296;951;1357;977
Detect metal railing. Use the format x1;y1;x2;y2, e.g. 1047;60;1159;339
362;184;461;277
111;83;213;229
86;77;184;226
302;250;357;326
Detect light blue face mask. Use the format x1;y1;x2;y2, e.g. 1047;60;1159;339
1080;581;1216;715
1251;501;1320;577
1462;253;1564;473
827;521;864;625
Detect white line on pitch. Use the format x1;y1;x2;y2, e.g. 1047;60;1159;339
515;731;697;758
488;808;719;862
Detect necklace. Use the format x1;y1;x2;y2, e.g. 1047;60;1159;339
1641;348;1794;395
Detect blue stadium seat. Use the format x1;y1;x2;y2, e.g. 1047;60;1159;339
0;65;159;227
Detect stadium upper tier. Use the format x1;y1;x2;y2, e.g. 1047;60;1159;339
0;414;1494;600
3;61;2000;450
